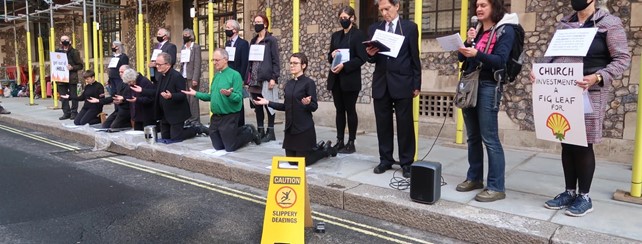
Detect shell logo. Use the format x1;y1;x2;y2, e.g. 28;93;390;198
546;112;570;141
56;54;61;59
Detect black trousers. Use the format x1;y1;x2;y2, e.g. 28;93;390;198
561;143;596;193
250;92;275;128
58;83;78;116
285;149;327;167
103;111;132;129
332;86;359;141
373;92;415;166
209;112;253;152
160;119;197;141
133;120;156;131
73;107;101;125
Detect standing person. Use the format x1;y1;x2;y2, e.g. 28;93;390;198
107;40;129;97
254;53;337;166
455;0;517;202
60;70;104;126
180;28;203;125
327;6;367;154
224;19;250;127
148;28;177;83
132;53;207;142
538;0;630;216
182;48;261;152
247;14;280;143
56;35;84;120
366;0;421;178
124;68;156;131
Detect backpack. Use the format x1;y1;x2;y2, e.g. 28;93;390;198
494;23;526;83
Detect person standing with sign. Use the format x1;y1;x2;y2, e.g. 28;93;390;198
107;40;129;97
455;0;517;202
327;6;367;154
535;0;630;217
225;19;250;127
56;35;84;120
366;0;421;178
180;28;203;125
247;14;281;143
148;28;177;83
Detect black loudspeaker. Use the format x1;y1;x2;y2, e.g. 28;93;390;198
410;161;442;204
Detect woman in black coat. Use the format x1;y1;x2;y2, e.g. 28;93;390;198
60;70;104;126
327;6;367;154
254;53;336;166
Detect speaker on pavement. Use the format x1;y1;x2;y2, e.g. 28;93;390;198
410;161;442;204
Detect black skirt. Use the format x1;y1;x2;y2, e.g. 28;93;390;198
282;127;316;152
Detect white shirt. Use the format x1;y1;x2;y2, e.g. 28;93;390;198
387;16;400;33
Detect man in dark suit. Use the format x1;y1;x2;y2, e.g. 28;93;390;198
224;19;250;126
57;35;84;120
148;28;177;83
134;53;207;142
180;28;202;124
366;0;421;178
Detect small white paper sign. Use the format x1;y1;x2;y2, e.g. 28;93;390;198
436;33;465;51
371;29;405;58
532;63;587;147
249;45;265;61
50;52;69;83
583;92;593;114
151;49;162;61
226;47;236;62
108;57;120;68
180;49;191;63
338;49;350;63
544;28;599;57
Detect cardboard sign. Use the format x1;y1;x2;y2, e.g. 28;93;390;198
151;49;162;61
108;57;120;68
261;156;312;244
249;45;265;61
226;47;236;62
50;52;69;83
180;49;191;63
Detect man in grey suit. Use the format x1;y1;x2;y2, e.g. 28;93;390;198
180;28;202;124
148;28;177;83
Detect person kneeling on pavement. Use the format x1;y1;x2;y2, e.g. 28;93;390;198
60;70;104;126
99;73;132;129
122;68;156;131
182;48;261;152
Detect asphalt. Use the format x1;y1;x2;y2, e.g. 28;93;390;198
0;97;640;243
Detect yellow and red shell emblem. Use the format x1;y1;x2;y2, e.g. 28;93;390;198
546;112;570;141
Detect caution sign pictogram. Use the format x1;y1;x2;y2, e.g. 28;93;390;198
261;157;312;244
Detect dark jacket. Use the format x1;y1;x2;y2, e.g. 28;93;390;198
367;19;421;99
268;75;318;135
131;73;155;123
151;41;178;82
99;82;131;115
71;81;104;110
227;37;250;82
108;53;130;79
249;33;280;85
141;68;190;124
327;27;368;92
57;47;84;84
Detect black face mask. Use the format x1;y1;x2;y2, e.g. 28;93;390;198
156;36;165;42
571;0;594;11
340;19;352;29
112;47;118;52
254;24;265;33
225;30;234;37
61;40;70;46
183;36;191;43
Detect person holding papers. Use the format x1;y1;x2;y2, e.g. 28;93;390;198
180;28;203;125
365;0;421;178
327;6;367;154
455;0;517;202
247;14;281;143
107;40;129;97
148;28;177;83
536;0;630;217
56;35;84;120
60;71;104;126
224;19;250;127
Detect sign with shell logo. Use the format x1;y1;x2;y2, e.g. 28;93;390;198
532;63;587;147
50;52;70;83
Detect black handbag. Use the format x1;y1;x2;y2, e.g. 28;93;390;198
454;27;496;109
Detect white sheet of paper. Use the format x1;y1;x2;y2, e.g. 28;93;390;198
338;49;350;63
200;149;228;156
50;52;70;83
436;33;465;51
371;29;405;58
226;47;236;62
151;49;162;61
267;163;310;171
248;45;265;61
583;92;593;114
108;57;120;68
180;49;191;63
544;28;599;57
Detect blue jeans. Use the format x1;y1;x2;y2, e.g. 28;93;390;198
462;80;506;192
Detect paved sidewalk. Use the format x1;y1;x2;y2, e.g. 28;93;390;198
0;97;640;243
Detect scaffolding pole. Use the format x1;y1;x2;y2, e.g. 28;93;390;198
92;0;99;83
50;1;58;108
455;0;469;144
26;2;35;105
38;23;46;99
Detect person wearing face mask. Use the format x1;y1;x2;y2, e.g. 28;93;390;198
180;28;203;125
224;19;250;127
247;14;281;143
327;6;367;154
148;28;177;83
107;40;129;98
533;0;630;217
60;70;104;126
56;35;84;120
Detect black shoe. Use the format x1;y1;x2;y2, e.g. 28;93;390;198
316;140;326;150
0;107;10;114
373;163;392;174
258;127;266;139
70;114;77;120
402;165;411;178
192;122;209;136
59;115;71;120
338;140;355;154
333;139;345;151
261;128;276;142
246;124;261;145
324;140;337;157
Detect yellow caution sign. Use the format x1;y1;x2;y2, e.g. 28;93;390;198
261;156;312;244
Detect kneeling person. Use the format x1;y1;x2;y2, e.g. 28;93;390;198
183;48;261;152
61;70;104;126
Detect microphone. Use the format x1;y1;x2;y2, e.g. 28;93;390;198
469;16;478;46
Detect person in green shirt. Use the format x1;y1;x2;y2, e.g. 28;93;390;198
183;48;261;152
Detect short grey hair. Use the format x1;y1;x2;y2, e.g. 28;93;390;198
374;0;399;5
112;40;124;53
214;48;229;60
122;68;138;84
119;64;130;71
158;28;170;37
226;19;241;32
157;52;171;64
183;28;195;41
